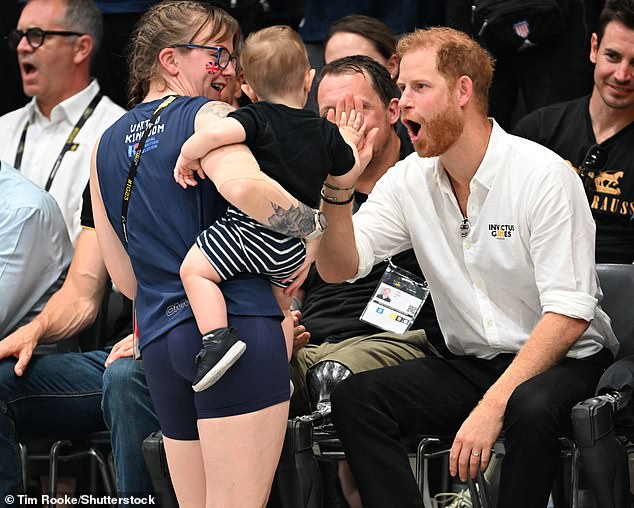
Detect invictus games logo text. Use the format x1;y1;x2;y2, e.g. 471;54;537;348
489;223;515;239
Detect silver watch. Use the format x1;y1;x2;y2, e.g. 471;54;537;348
304;211;328;241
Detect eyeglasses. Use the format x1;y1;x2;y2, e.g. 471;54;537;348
579;144;608;199
6;27;84;51
170;43;237;70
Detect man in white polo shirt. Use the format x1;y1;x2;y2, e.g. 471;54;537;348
0;0;124;242
316;27;618;508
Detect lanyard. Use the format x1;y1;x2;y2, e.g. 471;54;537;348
120;95;178;245
14;93;103;191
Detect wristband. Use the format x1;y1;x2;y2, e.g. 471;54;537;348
321;189;355;205
324;181;355;192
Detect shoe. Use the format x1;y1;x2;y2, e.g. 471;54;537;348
192;327;246;392
433;490;472;508
432;449;503;508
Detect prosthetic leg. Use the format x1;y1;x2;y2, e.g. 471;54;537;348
275;361;353;508
306;361;353;420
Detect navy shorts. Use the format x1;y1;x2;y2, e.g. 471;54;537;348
197;206;306;288
142;315;289;440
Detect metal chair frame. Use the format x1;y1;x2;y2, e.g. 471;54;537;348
415;263;634;508
415;436;580;508
15;287;127;501
18;431;115;499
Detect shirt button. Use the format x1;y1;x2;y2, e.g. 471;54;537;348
464;241;472;249
486;320;494;328
475;281;485;290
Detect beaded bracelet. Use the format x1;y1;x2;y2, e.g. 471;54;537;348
321;188;355;205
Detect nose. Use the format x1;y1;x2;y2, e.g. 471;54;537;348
16;33;33;53
613;60;633;83
398;87;411;109
222;58;237;78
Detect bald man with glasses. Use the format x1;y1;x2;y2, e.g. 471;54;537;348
0;0;124;243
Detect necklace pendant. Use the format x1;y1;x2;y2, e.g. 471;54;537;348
459;218;470;238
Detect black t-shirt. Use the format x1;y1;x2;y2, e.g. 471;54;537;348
80;183;133;346
299;127;446;355
229;102;355;208
514;96;634;263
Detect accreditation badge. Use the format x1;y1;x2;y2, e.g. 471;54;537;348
360;260;429;334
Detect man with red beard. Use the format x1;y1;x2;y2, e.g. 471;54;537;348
0;0;124;242
315;27;618;508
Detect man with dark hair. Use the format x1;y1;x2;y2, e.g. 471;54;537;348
515;2;634;504
514;0;634;264
290;55;442;506
292;55;442;417
0;0;124;242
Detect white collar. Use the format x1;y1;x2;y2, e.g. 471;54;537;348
26;79;101;124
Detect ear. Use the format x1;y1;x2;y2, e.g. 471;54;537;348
386;97;400;126
158;47;179;77
305;68;316;93
386;54;400;80
589;33;599;65
72;34;93;66
241;82;259;102
456;75;473;108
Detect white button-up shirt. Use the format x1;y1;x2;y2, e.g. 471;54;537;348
352;121;618;359
0;80;125;242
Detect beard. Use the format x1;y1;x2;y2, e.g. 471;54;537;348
413;100;465;158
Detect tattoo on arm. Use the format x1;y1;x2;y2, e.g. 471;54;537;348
267;202;316;238
197;100;316;238
198;100;235;119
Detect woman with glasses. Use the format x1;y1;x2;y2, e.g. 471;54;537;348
90;1;320;505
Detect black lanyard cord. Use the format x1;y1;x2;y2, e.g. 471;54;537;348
14;93;103;191
120;95;178;245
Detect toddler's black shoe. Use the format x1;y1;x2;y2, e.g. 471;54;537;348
192;327;246;392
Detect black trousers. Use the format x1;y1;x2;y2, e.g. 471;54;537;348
331;349;612;508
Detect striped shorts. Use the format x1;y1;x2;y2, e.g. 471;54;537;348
197;206;306;288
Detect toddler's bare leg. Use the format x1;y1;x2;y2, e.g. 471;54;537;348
180;244;227;333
